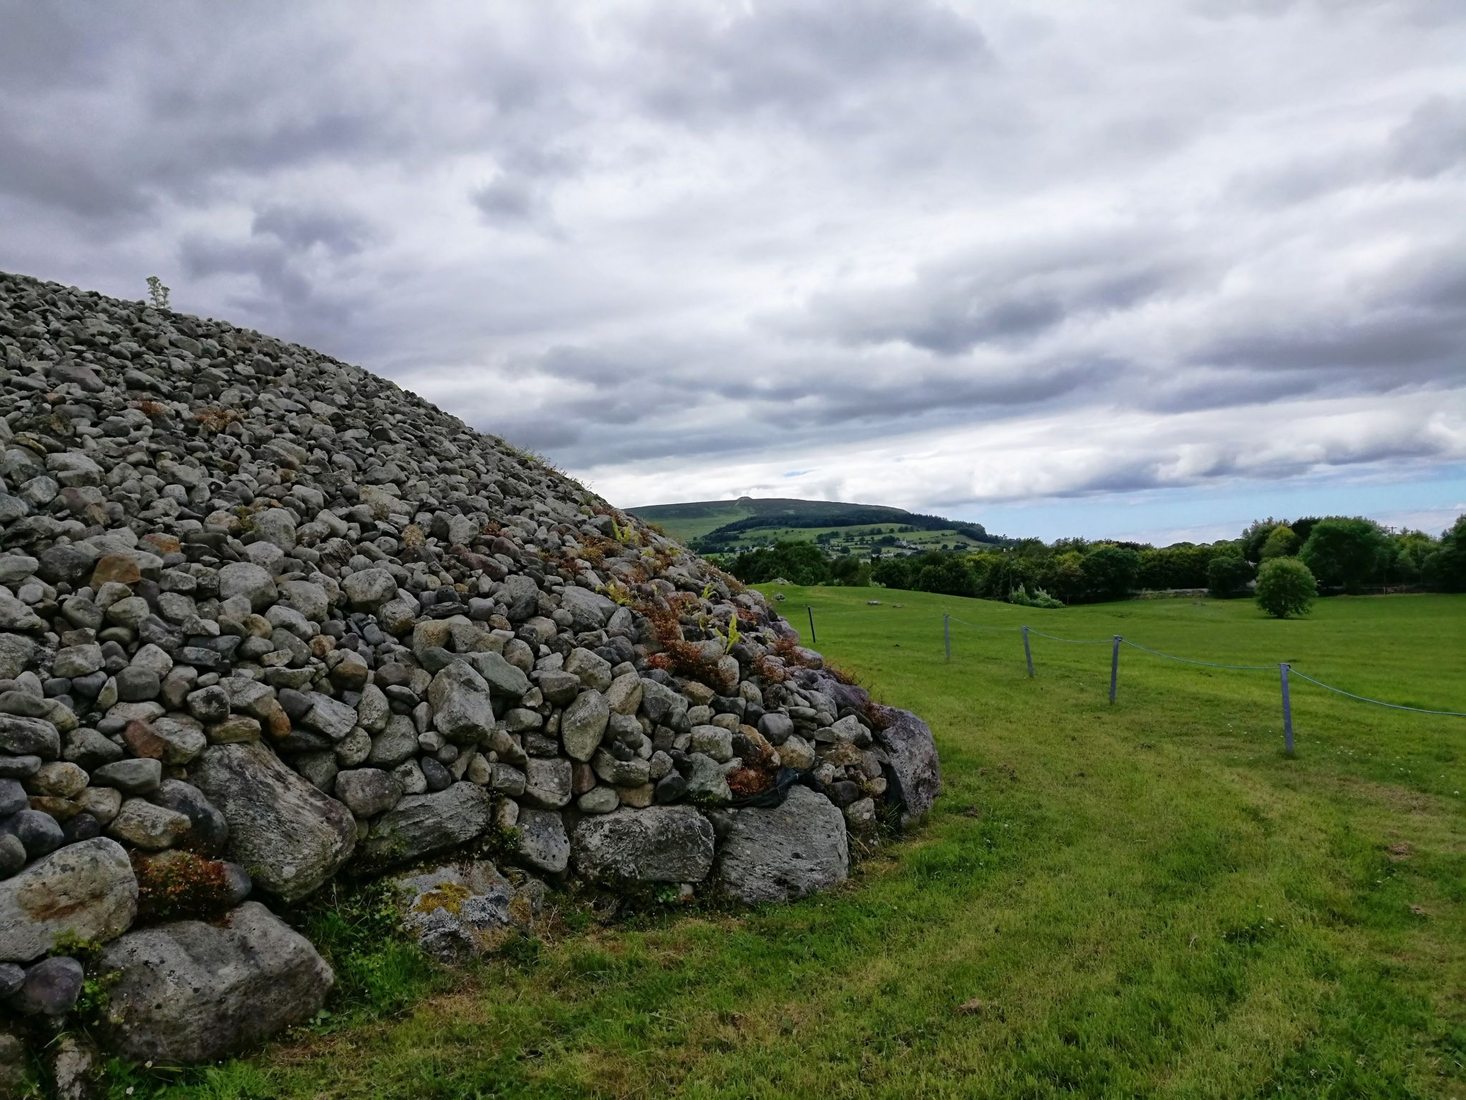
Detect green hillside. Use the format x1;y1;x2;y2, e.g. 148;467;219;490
629;496;997;556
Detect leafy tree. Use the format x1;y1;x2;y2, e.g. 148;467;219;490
915;555;977;597
1255;558;1317;618
1428;514;1466;592
1044;551;1086;603
1241;517;1285;563
1290;516;1322;545
1207;554;1255;599
1387;529;1437;584
1299;517;1389;593
1080;545;1141;602
729;540;829;585
1259;525;1300;559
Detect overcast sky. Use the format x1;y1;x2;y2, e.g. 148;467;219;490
3;0;1463;544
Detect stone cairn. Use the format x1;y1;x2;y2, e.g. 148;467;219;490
0;270;939;1087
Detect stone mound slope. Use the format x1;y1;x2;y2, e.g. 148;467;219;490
0;270;939;1075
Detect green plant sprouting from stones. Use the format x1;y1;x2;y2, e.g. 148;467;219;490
145;275;170;310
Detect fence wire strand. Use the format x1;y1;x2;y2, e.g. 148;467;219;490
1287;669;1466;718
1022;627;1113;646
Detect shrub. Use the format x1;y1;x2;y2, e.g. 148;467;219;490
1255;558;1317;619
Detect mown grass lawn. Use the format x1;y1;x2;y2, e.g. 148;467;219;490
123;591;1464;1099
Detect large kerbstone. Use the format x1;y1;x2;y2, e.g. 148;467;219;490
717;786;848;905
874;707;941;826
571;806;715;884
0;838;138;963
98;901;333;1064
357;782;494;871
189;742;356;903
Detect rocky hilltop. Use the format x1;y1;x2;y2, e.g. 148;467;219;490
0;270;939;1087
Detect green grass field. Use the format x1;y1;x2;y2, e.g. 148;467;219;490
123;591;1464;1099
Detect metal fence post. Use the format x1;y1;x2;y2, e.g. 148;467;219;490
943;614;951;662
1280;662;1295;756
1022;625;1034;678
806;605;817;646
1109;635;1122;704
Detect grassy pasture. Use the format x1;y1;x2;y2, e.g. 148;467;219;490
125;591;1464;1099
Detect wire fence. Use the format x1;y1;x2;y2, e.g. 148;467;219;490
802;601;1466;757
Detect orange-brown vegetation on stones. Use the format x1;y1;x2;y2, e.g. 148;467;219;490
754;654;789;684
193;406;241;431
133;851;237;921
727;766;774;798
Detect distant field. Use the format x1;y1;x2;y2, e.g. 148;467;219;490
628;497;993;553
630;503;755;544
142;591;1464;1099
699;522;988;554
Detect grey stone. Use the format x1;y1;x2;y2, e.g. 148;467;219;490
90;757;163;794
151;780;230;853
0;593;43;632
0;713;59;758
189;742;356;903
460;650;529;700
514;807;569;874
11;955;84;1016
0;778;26;816
342;568;397;608
98;901;333;1064
640;677;688;728
559;586;615;631
560;689;609;761
428;661;495;745
107;798;193;850
302;694;358;741
577;786;619;814
564;647;613;692
368;717;419;767
392;861;517;961
874;707;941;826
357;782;494;871
334;768;403;818
217;562;277;611
0;834;24;876
689;724;734;763
683;753;732;804
572;805;715;885
758;711;795;744
717;786;849;905
0;809;64;859
53;643;104;679
523;756;573;808
0;634;36;680
0;837;137;963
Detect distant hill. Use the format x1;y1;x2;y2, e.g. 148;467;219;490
629;496;999;557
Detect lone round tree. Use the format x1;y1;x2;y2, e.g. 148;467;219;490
1255;557;1318;618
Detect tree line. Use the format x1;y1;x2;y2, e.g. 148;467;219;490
723;514;1466;605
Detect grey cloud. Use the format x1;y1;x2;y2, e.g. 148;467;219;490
1390;97;1466;178
636;0;990;126
794;238;1186;355
470;176;555;230
252;205;374;256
